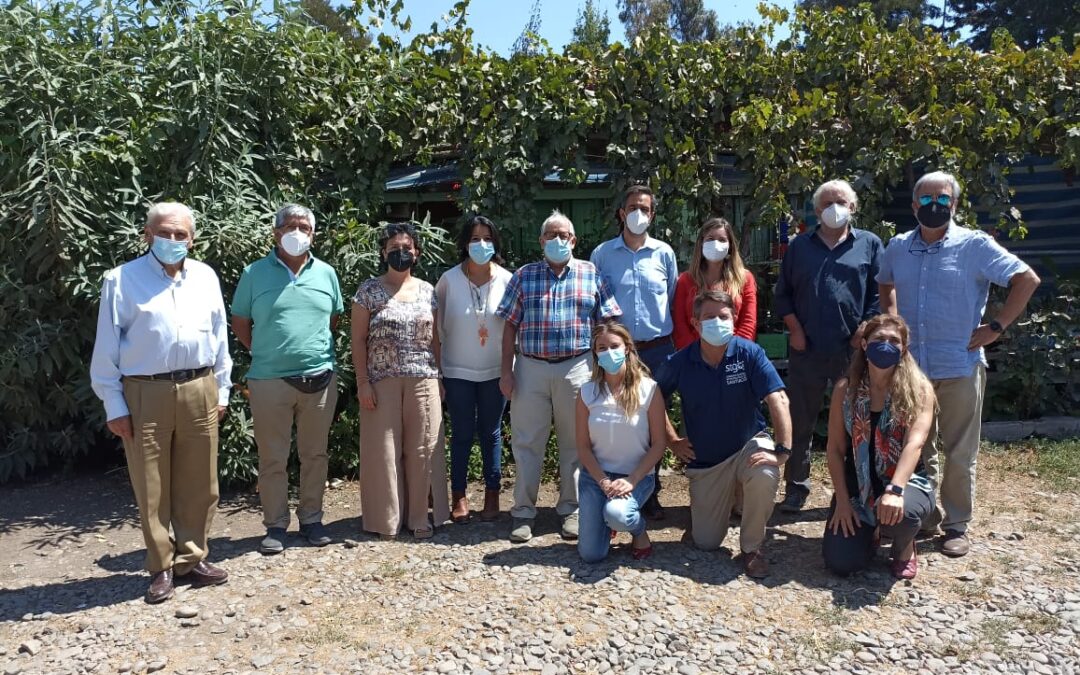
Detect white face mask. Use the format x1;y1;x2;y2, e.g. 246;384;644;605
820;203;851;230
280;229;311;257
624;208;650;235
702;240;729;262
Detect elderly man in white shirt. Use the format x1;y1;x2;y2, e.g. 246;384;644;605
90;202;232;604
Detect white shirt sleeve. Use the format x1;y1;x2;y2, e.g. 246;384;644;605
89;271;129;421
208;270;233;407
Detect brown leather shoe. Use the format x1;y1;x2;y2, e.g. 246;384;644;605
942;530;971;557
177;561;228;586
480;489;500;521
451;491;470;523
740;549;770;579
145;570;174;604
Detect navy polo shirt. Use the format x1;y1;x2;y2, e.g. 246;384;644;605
656;338;785;469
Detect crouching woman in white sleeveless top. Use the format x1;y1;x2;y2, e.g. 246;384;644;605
575;322;667;562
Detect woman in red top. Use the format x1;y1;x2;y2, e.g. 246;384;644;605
673;217;757;349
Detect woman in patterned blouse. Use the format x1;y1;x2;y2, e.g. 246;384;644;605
822;313;936;580
352;222;443;539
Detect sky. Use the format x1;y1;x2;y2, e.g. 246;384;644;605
383;0;800;54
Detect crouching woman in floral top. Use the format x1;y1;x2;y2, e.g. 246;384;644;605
822;314;936;580
352;222;443;540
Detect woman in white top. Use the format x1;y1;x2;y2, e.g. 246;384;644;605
575;322;667;562
435;216;513;522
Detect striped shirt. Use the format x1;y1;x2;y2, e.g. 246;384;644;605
495;259;621;360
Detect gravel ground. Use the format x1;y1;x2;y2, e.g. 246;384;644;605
2;450;1079;675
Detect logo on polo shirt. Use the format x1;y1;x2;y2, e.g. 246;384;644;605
725;359;747;385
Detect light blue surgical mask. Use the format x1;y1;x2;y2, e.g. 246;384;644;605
700;318;735;347
596;347;626;375
151;236;189;265
544;237;572;264
468;240;495;265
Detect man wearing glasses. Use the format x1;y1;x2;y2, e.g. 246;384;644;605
877;171;1040;557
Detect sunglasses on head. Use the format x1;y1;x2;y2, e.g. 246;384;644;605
918;194;952;207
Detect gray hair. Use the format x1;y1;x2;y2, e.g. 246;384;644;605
539;209;574;237
146;202;196;234
913;171;962;201
812;179;858;211
274;203;316;231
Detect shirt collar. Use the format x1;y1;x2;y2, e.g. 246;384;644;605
614;233;660;252
270;248;315;274
913;222;956;246
143;252;187;280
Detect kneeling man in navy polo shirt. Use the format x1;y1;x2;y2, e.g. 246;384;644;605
656;289;792;578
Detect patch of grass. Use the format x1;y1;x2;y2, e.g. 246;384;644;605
375;562;408;579
983;438;1080;493
979;618;1014;655
806;602;852;628
1016;611;1063;635
304;616;353;647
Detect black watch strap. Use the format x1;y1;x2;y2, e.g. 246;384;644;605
989;319;1004;333
773;444;791;456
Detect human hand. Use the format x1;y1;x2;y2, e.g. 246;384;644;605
850;321;867;348
789;329;807;353
670;437;695;462
606;478;633;498
216;405;227;423
876;492;904;527
106;415;133;440
358;381;378;410
967;324;1001;350
499;372;515;400
829;499;859;538
748;450;781;468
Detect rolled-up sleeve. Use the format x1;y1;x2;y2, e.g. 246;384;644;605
89;271;129;421
976;234;1029;286
495;271;523;327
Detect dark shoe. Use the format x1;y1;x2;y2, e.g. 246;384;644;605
145;570;174;604
178;561;229;586
451;491;470;523
890;549;918;580
779;489;808;514
509;517;534;543
641;495;665;520
561;513;579;540
299;522;332;547
480;489;500;521
259;527;287;555
942;530;970;557
740;549;770;578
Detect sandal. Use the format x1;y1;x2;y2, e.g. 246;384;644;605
631;544;653;560
413;527;434;540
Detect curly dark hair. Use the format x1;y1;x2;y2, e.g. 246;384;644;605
377;221;421;271
455;215;505;265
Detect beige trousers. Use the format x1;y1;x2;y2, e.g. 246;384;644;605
121;372;219;574
430;420;450;526
921;364;986;533
249;374;339;530
359;377;441;535
684;434;780;554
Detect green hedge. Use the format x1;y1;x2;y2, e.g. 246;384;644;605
1;0;1076;483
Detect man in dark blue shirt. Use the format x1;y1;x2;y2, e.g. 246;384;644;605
656;290;792;579
773;179;882;514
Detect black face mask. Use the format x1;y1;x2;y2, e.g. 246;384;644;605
917;202;952;229
386;249;415;272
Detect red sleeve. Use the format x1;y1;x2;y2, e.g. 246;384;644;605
734;271;758;341
672;273;699;351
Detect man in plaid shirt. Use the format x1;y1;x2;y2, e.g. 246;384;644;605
496;210;622;543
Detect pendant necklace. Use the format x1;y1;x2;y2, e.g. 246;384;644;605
468;267;492;347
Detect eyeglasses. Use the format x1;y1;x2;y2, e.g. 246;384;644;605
918;194;952;207
907;237;943;256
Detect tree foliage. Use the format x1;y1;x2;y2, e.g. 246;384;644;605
947;0;1080;52
617;0;720;43
570;0;611;53
0;0;1076;483
798;0;939;29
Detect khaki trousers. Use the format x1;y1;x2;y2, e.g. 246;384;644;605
509;354;591;519
430;420;450;526
359;377;441;535
249;374;339;530
121;372;219;574
684;434;780;554
921;364;986;533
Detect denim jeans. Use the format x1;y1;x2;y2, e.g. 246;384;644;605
443;377;506;492
577;471;656;563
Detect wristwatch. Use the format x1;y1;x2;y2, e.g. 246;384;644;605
989;319;1005;333
773;444;791;456
885;483;904;496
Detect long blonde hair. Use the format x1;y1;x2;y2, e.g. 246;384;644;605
688;217;747;300
589;322;650;417
846;314;935;426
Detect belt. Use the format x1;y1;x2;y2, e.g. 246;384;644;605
635;335;673;351
134;367;212;383
524;351;589;365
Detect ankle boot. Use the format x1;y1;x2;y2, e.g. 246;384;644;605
451;491;470;522
480;489;500;521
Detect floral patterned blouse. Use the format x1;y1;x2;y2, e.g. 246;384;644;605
353;277;439;383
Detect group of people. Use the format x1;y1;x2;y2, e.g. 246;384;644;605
90;170;1040;604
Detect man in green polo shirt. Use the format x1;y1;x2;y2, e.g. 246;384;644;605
232;204;344;554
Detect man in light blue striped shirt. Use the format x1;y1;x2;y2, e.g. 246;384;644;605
90;202;232;603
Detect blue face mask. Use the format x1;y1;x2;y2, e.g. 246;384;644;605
544;237;572;264
699;318;735;347
468;240;495;265
596;347;626;375
151;236;189;265
866;341;902;369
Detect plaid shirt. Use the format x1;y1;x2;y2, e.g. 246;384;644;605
496;259;621;360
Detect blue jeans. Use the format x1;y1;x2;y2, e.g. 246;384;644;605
444;377;506;492
577;471;656;563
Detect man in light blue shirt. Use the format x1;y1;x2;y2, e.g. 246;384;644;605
878;171;1040;557
591;185;678;518
90;202;232;604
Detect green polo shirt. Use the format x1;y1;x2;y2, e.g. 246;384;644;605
232;250;344;380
